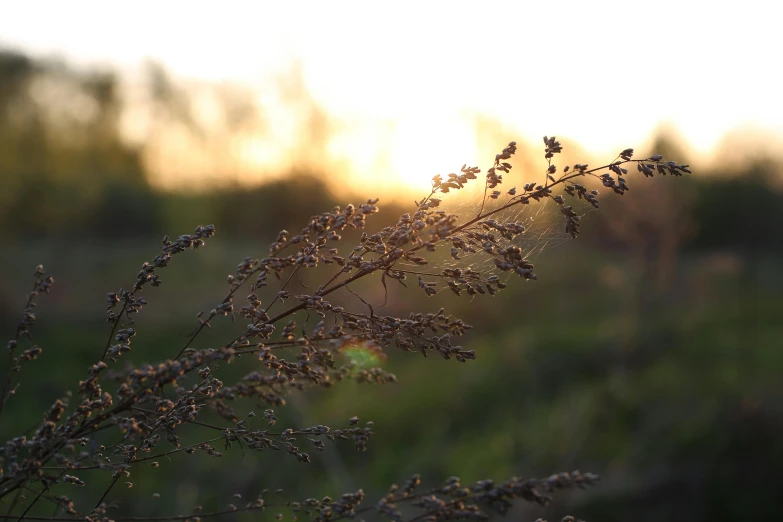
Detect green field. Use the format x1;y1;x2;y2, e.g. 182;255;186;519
2;239;780;522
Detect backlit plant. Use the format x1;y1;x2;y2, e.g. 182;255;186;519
0;137;689;521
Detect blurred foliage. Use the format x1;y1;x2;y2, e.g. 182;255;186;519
1;48;782;522
0;49;344;243
0;50;150;238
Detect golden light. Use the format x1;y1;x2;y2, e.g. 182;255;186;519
389;113;479;195
3;0;781;196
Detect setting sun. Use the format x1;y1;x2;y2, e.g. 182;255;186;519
389;113;479;194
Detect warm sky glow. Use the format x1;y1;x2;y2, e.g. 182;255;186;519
2;0;780;196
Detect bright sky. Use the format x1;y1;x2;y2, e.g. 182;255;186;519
1;0;780;193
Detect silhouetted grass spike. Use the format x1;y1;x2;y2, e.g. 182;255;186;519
0;137;688;521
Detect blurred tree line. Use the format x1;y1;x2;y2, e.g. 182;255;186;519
1;47;782;252
0;48;338;242
0;49;149;238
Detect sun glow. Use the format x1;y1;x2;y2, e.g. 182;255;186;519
389;114;479;195
323;114;480;198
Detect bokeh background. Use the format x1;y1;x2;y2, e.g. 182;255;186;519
1;2;782;521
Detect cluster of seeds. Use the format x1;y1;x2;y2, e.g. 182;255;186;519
0;138;687;521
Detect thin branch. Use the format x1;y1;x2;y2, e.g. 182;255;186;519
100;302;127;362
0;273;50;420
91;473;121;514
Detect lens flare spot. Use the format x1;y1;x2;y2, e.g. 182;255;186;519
338;339;387;368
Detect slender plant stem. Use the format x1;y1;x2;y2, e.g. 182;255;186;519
0;276;46;420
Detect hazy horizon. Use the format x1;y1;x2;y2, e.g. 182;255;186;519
2;0;781;198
